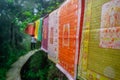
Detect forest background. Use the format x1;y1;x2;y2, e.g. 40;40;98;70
0;0;67;80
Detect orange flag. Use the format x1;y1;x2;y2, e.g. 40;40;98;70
25;23;35;36
56;0;82;80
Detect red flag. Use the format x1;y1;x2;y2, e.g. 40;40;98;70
25;23;35;36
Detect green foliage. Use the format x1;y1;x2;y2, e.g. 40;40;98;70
21;50;48;80
0;43;27;80
21;50;68;80
22;11;32;17
0;68;7;80
0;0;65;80
7;0;14;3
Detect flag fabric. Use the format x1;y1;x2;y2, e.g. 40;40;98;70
48;9;59;63
34;19;40;39
56;0;82;80
100;0;120;49
37;18;43;41
34;18;43;41
78;0;120;80
25;23;35;36
41;16;49;52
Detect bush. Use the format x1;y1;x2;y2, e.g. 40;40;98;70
21;50;68;80
0;44;27;80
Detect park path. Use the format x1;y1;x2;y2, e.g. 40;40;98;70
6;49;40;80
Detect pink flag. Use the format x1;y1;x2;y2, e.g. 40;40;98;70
41;17;49;52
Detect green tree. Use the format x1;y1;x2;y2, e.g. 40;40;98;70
0;0;65;80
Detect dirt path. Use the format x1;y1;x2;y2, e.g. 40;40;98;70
6;49;40;80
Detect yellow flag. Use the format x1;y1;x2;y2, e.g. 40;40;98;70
34;19;40;39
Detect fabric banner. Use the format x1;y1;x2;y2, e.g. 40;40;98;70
34;19;40;39
25;23;35;36
37;18;43;41
78;0;92;79
41;17;49;52
78;0;120;80
34;18;43;41
48;9;59;63
100;0;120;49
56;0;82;80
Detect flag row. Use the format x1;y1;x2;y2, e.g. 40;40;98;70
25;0;120;80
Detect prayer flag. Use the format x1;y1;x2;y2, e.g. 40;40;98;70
48;9;59;63
34;19;40;39
37;18;43;41
78;0;120;80
56;0;82;80
25;23;35;36
41;16;49;52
